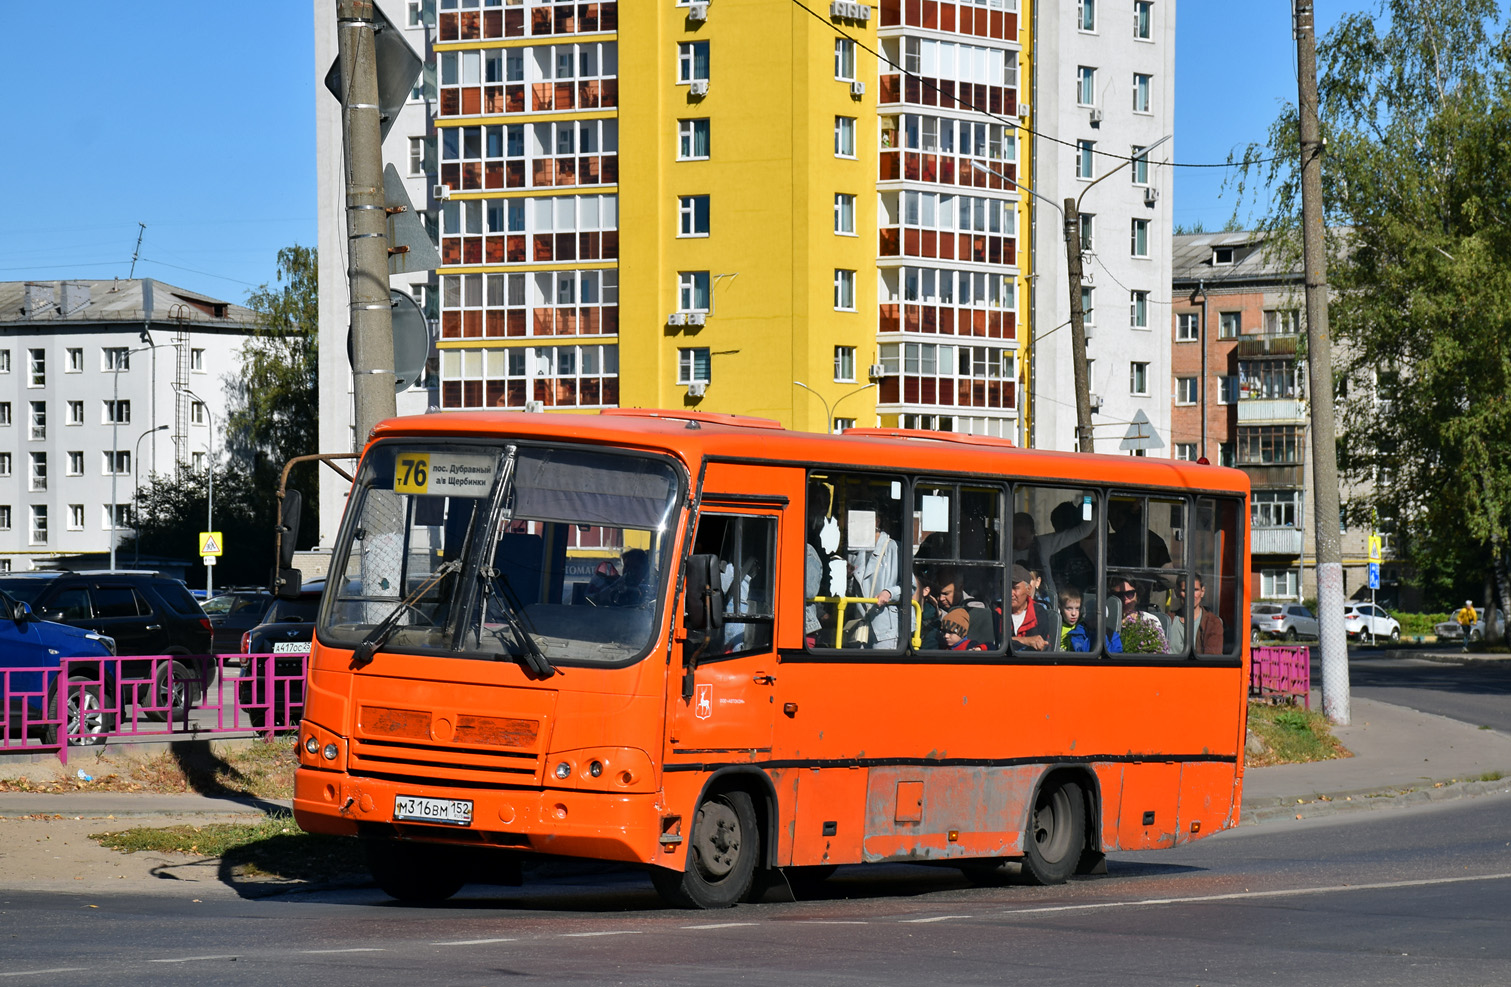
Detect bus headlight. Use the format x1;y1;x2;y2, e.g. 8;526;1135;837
323;744;339;761
554;761;572;780
305;736;320;755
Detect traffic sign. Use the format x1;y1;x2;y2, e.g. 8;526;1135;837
199;531;224;557
1367;562;1380;590
1368;535;1382;561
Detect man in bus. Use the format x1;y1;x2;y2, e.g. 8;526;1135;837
1008;564;1052;651
934;566;995;645
1168;574;1224;655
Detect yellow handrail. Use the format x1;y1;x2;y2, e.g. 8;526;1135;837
808;596;924;649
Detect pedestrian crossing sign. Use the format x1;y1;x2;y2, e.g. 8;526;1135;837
198;531;224;557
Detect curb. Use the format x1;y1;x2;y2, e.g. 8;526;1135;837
1243;775;1511;824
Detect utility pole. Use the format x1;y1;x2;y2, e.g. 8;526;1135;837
337;0;398;446
1295;0;1350;724
1063;200;1093;453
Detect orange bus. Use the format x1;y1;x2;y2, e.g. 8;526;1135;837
293;409;1250;908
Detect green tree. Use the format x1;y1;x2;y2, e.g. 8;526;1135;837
224;244;321;555
1235;0;1511;619
122;466;271;589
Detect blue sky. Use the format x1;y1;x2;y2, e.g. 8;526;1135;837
0;1;1354;304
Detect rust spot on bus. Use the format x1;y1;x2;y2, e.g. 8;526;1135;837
455;714;541;748
360;705;430;740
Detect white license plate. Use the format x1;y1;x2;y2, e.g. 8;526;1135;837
272;641;311;654
394;794;474;826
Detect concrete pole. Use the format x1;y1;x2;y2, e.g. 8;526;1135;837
1063;200;1093;453
337;0;397;447
1295;1;1350;724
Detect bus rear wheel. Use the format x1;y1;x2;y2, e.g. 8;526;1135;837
1021;780;1085;886
364;839;467;903
651;790;758;909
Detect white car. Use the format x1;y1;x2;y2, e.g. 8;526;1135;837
1343;603;1400;642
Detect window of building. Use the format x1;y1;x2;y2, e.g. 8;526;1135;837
1264;308;1301;334
1076;139;1096;179
65;400;83;426
29;349;45;387
193;451;206;472
1078;0;1097;31
1131;218;1149;257
679;118;710;160
678;41;709;83
1081;286;1095;326
1133;73;1152;113
1077;66;1096;106
1078;212;1095;250
1131;145;1149;184
103;347;130;372
1176;377;1198;404
1175;442;1198;461
1252;490;1301;528
834;269;856;311
67;451;83;476
29;452;47;492
409;136;426;175
191;401;206;425
678;194;710;237
1218;311;1241;337
191;348;205;371
1239;359;1304;400
1130;361;1149;395
1261;568;1299;600
834;193;856;235
406;0;423;27
834;116;856;157
30;505;47;545
103;451;131;475
29;402;45;440
1219;375;1239;404
1213;246;1236;265
1238;425;1303;465
679;271;710;312
1218;441;1235;468
834;346;856;382
835;37;855;80
103;400;131;425
66;348;83;373
678;347;711;384
1129;290;1149;328
1134;0;1153;38
0;349;9;373
0;453;9;476
1176;312;1199;341
0;505;9;530
68;504;85;531
833;418;856;433
0;402;9;426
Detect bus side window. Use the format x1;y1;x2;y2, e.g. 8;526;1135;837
1015;485;1098;653
913;481;1004;653
809;471;906;651
692;513;777;658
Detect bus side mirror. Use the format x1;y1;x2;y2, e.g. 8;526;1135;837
684;554;725;631
271;567;303;601
278;489;303;569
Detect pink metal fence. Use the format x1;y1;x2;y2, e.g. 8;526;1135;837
1;653;307;765
1250;645;1311;708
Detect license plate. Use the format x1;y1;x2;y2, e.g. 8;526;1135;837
394;794;474;826
272;641;311;654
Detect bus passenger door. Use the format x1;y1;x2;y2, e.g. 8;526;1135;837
668;508;781;760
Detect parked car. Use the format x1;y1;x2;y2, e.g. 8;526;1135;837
1250;602;1320;644
1343;603;1400;642
202;589;273;655
1433;611;1507;644
239;589;322;729
1;588;117;745
0;571;214;719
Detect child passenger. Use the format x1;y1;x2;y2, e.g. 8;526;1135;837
940;607;986;651
1059;589;1091;652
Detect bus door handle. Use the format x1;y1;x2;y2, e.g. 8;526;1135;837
753;672;776;686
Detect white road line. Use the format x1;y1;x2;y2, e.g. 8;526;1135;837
148;955;240;964
901;915;972;924
300;948;387;954
1006;872;1511;916
799;920;868;925
559;930;644;938
0;971;87;979
682;922;760;930
432;938;518;946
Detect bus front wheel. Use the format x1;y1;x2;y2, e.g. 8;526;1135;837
364;839;467;903
651;790;758;908
1021;780;1085;886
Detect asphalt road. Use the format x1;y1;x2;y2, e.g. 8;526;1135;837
1339;647;1511;733
3;794;1507;986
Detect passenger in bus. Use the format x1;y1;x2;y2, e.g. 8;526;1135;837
1049;500;1097;593
1108;499;1173;570
934;566;995;645
913;573;942;649
940;607;986;651
1014;505;1096;607
585;560;619;603
1109;577;1170;652
1058;589;1090;652
1168;574;1224;655
589;548;652;607
846;510;900;649
1008;564;1052;651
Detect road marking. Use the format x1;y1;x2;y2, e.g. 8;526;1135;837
148;955;239;963
559;930;643;938
901;915;972;924
0;971;88;979
682;922;760;930
1005;872;1511;916
301;948;386;954
432;938;517;946
799;920;868;925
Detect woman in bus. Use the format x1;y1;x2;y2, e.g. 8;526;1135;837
847;507;900;649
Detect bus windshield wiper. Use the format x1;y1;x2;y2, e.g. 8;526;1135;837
479;567;555;679
351;559;462;668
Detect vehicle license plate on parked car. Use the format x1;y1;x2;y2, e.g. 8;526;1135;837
394;795;474;826
272;641;311;653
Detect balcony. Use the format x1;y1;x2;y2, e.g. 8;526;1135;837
1252;526;1304;556
1236;334;1302;358
1237;397;1306;423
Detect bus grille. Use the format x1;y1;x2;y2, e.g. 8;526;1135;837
349;704;545;788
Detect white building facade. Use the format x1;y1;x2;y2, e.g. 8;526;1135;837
315;0;439;548
0;280;255;572
1030;0;1175;453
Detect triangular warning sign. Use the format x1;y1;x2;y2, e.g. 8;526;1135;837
199;532;223;556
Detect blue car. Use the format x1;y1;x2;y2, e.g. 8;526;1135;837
1;587;117;746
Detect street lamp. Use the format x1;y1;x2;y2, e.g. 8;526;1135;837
793;380;877;434
132;424;170;566
176;385;216;597
108;343;160;572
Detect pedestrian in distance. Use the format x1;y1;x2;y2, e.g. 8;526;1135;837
1455;600;1478;652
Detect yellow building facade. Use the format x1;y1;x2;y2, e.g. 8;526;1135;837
433;0;1029;438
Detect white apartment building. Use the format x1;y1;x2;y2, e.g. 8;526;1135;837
1030;0;1174;453
0;279;256;572
315;0;439;547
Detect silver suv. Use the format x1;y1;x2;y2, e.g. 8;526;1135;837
1251;602;1319;644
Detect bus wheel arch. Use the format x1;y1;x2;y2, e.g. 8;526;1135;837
652;767;775;909
1021;767;1095;885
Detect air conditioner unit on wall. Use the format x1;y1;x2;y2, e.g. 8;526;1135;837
433;184;451;200
668;312;688;326
1089;107;1103;126
868;363;886;379
1088;393;1103;412
686;380;707;397
689;79;710;97
687;2;708;21
830;1;871;21
850;80;866;97
687;311;707;326
1144;186;1160;205
1016;102;1030;119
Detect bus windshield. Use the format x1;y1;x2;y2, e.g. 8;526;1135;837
320;440;683;666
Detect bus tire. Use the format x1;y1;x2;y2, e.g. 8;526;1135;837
1021;779;1085;886
364;839;467;903
651;790;758;909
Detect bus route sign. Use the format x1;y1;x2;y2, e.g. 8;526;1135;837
393;452;495;496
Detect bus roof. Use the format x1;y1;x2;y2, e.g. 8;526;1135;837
368;410;1250;496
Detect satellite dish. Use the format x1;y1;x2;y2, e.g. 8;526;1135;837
346;290;435;393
